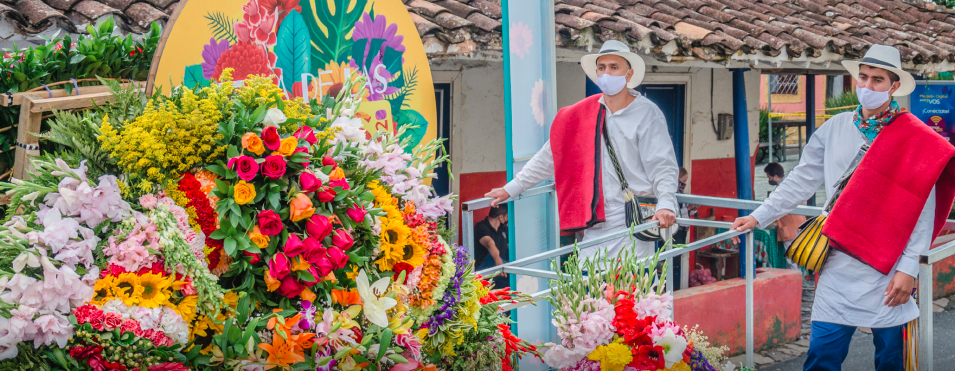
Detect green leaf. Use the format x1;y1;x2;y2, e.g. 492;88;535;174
205;12;237;43
377;328;393;361
207;164;227;177
183;64;210;89
210;229;228;240
251;105;267;124
296;270;317;282
268;191;281;209
275;10;311;94
227;145;240;159
292;362;313;370
300;0;368;66
386;353;409;363
224;236;237;256
395;109;428;152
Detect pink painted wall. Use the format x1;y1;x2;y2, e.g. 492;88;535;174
758;75;828;113
674;268;803;355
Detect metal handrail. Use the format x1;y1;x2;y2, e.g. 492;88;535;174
917;236;955;371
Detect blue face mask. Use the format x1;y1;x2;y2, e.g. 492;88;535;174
596;72;629;96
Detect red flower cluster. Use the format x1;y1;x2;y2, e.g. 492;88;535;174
392;262;415;284
179;173;222;267
498;324;537;371
73;305;175;347
100;262;169;278
69;345;127;371
479;283;518;306
609;294;684;370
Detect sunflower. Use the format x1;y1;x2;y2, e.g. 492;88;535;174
113;273;144;306
189;315;221;354
397;239;427;268
376;218;411;271
138;272;173;308
175;295;199;324
91;276;116;305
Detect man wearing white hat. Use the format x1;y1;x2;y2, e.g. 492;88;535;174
732;45;955;370
485;40;680;261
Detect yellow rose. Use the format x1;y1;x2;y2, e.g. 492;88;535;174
276;136;298;157
248;226;270;249
241;132;265;156
233;180;256;205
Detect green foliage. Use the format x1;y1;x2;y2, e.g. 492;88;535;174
933;0;955;8
758;108;786;144
275;10;311;91
301;0;369;67
205;12;238;44
825;90;859;115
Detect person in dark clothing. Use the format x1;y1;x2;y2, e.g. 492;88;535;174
474;204;509;289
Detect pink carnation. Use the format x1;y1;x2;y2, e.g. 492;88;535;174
120;319;142;336
102;312;123;330
139;194;159;209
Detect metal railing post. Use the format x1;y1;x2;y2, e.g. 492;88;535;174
746;230;755;369
462;210;475;261
919;260;934;371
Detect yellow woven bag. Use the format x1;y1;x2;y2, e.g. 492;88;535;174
786;215;831;273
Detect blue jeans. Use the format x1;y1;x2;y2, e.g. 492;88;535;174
804;321;904;371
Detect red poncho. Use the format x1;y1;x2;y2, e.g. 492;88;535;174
550;94;606;233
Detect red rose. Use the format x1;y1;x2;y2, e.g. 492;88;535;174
268;253;291;280
227;155;259;182
317;186;337;202
306;214;333;240
284;234;307;257
277;275;305;297
326;247;348;270
322;156;337;168
293;126;317;144
302;266;321;287
299;171;322;193
302;237;327;265
119;319;141;335
331;230;354;250
262;126;281;150
292;147;310;165
392;262;415;284
346;204;367;223
102;312;123;330
262;155;287;179
243;251;261;264
330;178;350;190
147;363;190;371
257;210;283;236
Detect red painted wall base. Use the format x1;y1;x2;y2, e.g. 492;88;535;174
674;268;802;355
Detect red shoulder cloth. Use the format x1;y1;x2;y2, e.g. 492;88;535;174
550;94;606;232
823;113;955;274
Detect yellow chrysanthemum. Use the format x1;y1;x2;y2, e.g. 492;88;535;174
175;295;199;324
138;272;174;308
587;342;633;371
91;276;115;305
113;273;144;306
666;362;692;371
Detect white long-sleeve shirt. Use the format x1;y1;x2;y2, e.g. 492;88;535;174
751;111;935;328
503;90;680;260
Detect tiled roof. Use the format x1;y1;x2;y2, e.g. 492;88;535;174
407;0;955;68
0;0;177;35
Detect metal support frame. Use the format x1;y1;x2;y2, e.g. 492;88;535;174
461;184;954;370
804;74;817;207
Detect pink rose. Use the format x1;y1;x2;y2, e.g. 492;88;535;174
292;147;310;165
284;234;307;257
262;155;287;179
322;156;337;168
317;186;337;203
120;319;142;335
227;156;259;182
331;230;354;250
346;204;367;223
302;237;327;265
277;276;305;298
302;266;321;287
256;210;283;236
262;126;280;150
103;312;123;330
330;178;350;190
268;253;291;280
293;126;317;144
244;251;261;265
306;215;333;240
326;247;348;270
314;255;333;278
299;171;322;193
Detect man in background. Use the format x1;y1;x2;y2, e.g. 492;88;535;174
765;162;808;279
474;204;509;289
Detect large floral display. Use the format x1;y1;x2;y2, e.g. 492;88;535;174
0;71;539;370
541;249;729;371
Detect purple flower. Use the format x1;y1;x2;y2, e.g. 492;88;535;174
688;348;720;371
201;38;231;79
315;344;338;371
352;13;405;52
351;55;400;102
422;245;471;334
298;300;317;330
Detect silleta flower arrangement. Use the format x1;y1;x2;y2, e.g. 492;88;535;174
0;65;537;370
541;245;727;371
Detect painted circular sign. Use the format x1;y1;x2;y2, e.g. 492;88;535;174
148;0;436;148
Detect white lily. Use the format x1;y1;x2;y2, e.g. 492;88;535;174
355;269;397;328
656;328;689;369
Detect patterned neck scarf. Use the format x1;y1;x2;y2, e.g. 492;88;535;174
852;101;904;141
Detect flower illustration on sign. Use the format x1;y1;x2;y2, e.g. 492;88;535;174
352;12;405;102
530;78;546;126
510;21;533;60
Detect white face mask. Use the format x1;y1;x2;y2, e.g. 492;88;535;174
596;72;629;96
856;86;891;110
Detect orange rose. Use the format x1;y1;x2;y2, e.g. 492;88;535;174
242;133;265;155
276;136;298;157
299;288;316;302
289;193;315;222
248;226;270;249
329;167;345;180
290;256;310;271
331;289;362;306
264;271;280;292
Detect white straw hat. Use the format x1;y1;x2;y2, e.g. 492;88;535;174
842;44;916;97
580;40;646;89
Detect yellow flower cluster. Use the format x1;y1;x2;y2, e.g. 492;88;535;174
588;342;634;371
92;273;185;313
238;74;284;109
99;81;229;190
370;182;427;271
